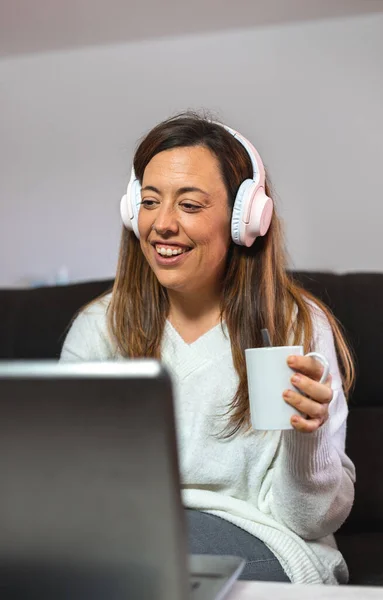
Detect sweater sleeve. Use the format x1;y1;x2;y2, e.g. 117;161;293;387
263;305;356;540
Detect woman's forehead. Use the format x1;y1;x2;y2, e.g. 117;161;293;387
143;146;221;180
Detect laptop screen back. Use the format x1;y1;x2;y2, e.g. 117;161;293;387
0;361;188;600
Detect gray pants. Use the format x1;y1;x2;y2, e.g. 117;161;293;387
186;510;290;582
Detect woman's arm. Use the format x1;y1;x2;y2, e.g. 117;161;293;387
262;308;356;540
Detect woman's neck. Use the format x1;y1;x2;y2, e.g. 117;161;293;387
167;287;222;344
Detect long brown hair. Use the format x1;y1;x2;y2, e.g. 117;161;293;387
108;111;355;435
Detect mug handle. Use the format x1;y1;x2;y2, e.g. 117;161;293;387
304;352;330;384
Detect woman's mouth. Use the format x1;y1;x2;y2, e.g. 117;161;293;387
155;244;190;256
152;243;192;265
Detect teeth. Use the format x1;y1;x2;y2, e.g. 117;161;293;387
156;246;186;257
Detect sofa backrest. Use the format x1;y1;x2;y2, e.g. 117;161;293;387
0;279;113;360
292;272;383;531
1;271;382;530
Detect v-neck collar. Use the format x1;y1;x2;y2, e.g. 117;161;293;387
161;319;230;380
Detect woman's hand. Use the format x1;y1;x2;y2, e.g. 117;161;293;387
282;355;333;433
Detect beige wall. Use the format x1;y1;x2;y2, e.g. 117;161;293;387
0;13;382;286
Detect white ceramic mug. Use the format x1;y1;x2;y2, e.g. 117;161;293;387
245;346;330;430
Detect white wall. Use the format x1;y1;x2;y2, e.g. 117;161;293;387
0;13;382;287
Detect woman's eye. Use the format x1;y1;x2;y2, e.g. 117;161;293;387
141;199;158;208
181;202;201;212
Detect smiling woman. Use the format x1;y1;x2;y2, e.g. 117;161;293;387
60;111;356;585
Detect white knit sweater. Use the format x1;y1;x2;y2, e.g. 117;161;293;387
60;294;355;585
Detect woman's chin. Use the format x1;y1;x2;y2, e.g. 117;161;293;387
154;274;189;293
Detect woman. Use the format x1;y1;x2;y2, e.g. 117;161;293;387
61;112;356;584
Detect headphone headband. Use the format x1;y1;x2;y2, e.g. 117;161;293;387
215;123;264;187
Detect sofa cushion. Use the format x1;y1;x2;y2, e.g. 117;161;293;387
336;532;383;586
340;407;383;528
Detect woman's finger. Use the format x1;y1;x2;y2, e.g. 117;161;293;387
290;414;324;433
287;355;325;382
289;373;333;404
283;389;329;420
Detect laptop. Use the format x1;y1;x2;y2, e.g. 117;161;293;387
0;361;244;600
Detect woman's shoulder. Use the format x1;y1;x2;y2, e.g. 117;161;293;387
291;293;331;331
290;294;335;355
81;291;113;315
70;292;112;333
304;296;332;332
60;292;116;362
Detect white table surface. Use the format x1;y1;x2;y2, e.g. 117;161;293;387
226;581;383;599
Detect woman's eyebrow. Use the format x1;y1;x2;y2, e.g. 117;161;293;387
176;186;210;197
141;185;160;194
141;185;210;197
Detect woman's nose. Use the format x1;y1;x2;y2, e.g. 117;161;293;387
152;205;179;235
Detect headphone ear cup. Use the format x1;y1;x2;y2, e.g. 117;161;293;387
130;179;141;239
242;187;273;247
120;193;131;229
231;180;252;245
231;182;274;247
120;178;141;238
254;189;273;237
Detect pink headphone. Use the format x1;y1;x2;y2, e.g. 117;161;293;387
120;122;273;247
